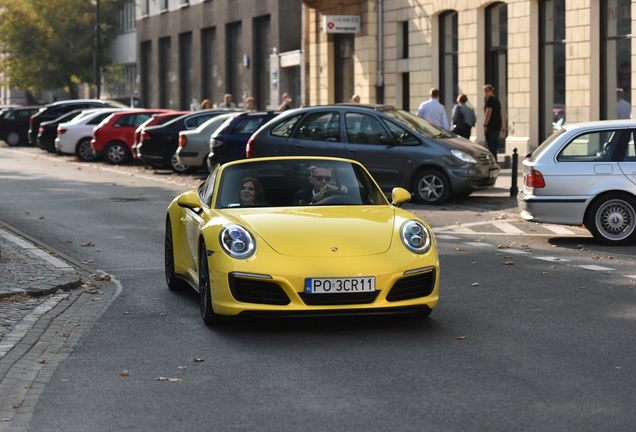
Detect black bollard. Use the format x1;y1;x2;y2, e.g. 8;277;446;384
510;148;518;197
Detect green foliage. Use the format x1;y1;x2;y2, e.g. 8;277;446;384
0;0;123;95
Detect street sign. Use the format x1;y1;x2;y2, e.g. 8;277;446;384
322;15;361;33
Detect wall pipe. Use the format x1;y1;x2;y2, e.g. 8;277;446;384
375;0;384;104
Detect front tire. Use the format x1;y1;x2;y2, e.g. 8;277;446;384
76;138;97;161
104;141;131;165
171;151;195;174
6;132;20;147
199;241;222;325
586;193;636;246
412;169;451;205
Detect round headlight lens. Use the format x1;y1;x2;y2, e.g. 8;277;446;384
400;220;431;254
450;149;478;164
219;224;255;259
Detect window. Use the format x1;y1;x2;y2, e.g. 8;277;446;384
293;112;341;142
382;119;421;145
201;27;216;105
539;0;566;141
226;22;243;104
601;0;632;120
186;114;218;128
231;117;266;134
485;2;508;152
179;32;193;110
399;21;409;59
159;37;171;109
345;113;386;145
439;11;458;121
88;113;112;125
270;115;302;137
254;16;271;110
118;0;135;32
557;130;623;162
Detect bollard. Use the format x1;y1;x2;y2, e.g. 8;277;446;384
510;148;518;197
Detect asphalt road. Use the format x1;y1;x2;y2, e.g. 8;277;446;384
1;146;635;432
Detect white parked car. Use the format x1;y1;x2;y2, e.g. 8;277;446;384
55;108;125;161
176;113;237;172
518;120;636;245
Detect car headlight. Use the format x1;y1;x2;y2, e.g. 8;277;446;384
219;224;255;259
450;149;477;164
400;220;431;254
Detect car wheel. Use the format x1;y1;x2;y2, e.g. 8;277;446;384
412;169;451;205
586;193;636;246
171;151;195;174
5;132;21;147
199;240;222;326
104;141;131;165
76;138;97;162
165;217;187;291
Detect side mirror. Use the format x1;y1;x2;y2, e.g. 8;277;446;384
177;190;201;210
391;187;411;207
380;135;398;146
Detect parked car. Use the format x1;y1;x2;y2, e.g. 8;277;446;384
0;106;41;146
28;99;128;145
55;109;125;161
37;109;86;153
165;156;439;325
518;120;636;245
246;104;500;204
132;112;189;161
138;109;241;173
205;111;282;171
91;109;171;164
176;113;237;172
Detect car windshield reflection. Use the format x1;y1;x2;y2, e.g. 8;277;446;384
381;108;455;139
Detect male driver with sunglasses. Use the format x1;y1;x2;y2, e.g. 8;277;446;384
293;166;348;205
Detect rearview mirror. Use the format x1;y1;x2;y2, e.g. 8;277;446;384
391;187;411;206
380;135;398;146
177;191;201;210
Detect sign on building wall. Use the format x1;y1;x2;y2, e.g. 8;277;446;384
322;15;361;33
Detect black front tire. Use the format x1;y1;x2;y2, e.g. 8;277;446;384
199;241;222;325
412;169;451;205
586;193;636;246
5;132;21;147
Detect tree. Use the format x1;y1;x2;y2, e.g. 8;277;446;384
0;0;122;99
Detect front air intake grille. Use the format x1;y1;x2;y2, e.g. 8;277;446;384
299;291;379;306
386;270;436;302
471;177;497;187
228;275;290;305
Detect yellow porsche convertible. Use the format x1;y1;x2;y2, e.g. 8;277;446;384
165;157;440;325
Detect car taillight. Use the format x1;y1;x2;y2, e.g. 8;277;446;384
29;117;35;124
141;131;151;141
246;138;254;158
526;169;545;188
38;127;45;133
57;127;66;134
178;134;187;148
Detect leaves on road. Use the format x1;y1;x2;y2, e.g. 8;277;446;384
154;377;182;382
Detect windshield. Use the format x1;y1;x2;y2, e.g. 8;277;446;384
214;159;389;209
381;108;454;139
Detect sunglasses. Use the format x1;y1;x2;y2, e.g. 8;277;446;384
312;175;332;182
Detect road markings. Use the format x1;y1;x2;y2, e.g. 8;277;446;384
433;220;586;237
543;225;579;235
463;242;493;247
533;256;571;262
493;221;526;234
578;265;615;271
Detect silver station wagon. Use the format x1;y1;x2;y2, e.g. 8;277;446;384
518;120;636;245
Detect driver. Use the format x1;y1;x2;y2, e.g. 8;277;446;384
293;166;348;205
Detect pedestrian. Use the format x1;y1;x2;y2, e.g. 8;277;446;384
451;94;477;139
220;93;236;108
483;84;505;156
278;92;292;110
616;89;632;119
350;94;361;103
200;99;211;109
416;88;449;130
245;97;256;111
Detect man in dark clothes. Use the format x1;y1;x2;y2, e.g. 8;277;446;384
483;84;506;156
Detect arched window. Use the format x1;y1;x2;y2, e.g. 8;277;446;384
539;0;566;140
601;0;632;120
439;10;458;121
485;3;508;151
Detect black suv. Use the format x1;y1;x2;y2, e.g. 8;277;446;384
0;106;42;146
28;99;128;145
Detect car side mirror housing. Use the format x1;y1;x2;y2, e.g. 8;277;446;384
177;191;201;210
380;135;398;146
391;187;411;206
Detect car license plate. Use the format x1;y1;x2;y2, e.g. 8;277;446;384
305;277;376;294
489;168;500;178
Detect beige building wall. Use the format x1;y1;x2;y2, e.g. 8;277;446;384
303;0;633;158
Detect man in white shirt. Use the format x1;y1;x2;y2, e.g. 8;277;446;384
616;90;632;120
417;88;449;130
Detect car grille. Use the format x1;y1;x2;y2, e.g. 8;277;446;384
299;291;379;306
471;177;497;187
228;275;291;305
386;269;436;302
477;153;496;164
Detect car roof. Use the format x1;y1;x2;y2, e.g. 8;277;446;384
560;119;636;131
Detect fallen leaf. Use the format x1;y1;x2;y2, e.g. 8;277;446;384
456;248;465;251
541;272;548;274
502;261;514;265
497;245;510;249
38;360;47;364
81;242;94;247
521;244;529;248
154;377;182;382
455;222;461;226
39;216;45;219
456;336;466;340
592;256;601;260
194;358;205;362
470;283;480;286
177;366;187;370
120;370;130;376
83;288;99;294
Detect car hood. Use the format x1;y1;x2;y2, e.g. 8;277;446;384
438;135;490;155
221;207;397;257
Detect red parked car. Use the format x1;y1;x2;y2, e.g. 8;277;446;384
91;109;171;164
132;111;189;161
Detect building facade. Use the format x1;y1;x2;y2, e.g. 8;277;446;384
301;0;635;158
136;0;303;111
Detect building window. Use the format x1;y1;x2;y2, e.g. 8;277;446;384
179;32;192;110
226;21;243;103
118;0;135;32
103;64;136;100
439;10;458;122
159;37;171;108
334;34;355;103
402;72;410;112
399;21;409;59
254;15;271;110
140;0;149;16
140;41;151;107
485;2;508;152
201;27;216;106
601;0;632;120
539;0;566;141
160;0;168;11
